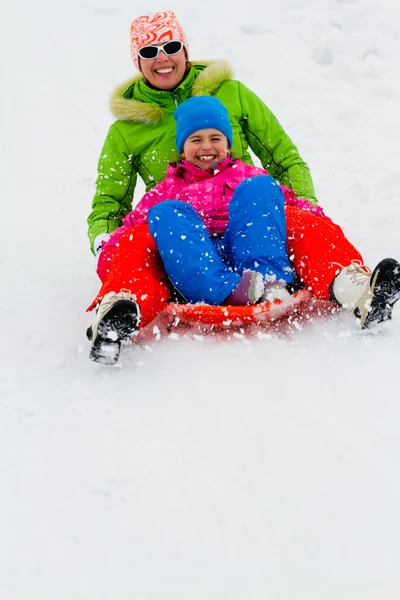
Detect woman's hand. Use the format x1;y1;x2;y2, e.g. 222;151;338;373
93;233;111;257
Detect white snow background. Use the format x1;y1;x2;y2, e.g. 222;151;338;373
2;0;400;598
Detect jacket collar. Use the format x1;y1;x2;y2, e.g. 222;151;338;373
109;60;233;123
167;157;237;182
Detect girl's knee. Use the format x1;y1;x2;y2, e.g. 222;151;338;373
149;200;182;221
149;201;205;239
231;175;285;213
149;200;198;221
238;175;282;194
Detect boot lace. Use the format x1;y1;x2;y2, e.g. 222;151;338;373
331;259;372;286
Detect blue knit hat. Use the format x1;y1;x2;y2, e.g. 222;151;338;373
174;96;233;153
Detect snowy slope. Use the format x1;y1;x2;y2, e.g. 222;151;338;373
2;0;400;598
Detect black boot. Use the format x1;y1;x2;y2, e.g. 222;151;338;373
356;258;400;329
88;294;140;365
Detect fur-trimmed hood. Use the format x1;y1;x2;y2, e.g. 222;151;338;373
109;60;234;124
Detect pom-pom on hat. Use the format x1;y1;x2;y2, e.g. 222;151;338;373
130;10;189;70
174;97;233;153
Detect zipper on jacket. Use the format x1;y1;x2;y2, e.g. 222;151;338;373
173;94;179;107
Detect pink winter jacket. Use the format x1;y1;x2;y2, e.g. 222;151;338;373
98;157;328;280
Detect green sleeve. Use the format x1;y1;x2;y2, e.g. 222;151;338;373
87;123;138;253
237;82;317;203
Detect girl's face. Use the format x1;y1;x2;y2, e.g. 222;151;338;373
182;128;230;170
139;44;187;90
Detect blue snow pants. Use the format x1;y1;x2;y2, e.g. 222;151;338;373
148;175;294;305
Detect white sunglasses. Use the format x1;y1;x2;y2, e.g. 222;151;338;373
138;40;184;60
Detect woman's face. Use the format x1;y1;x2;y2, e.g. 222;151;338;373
182;128;230;170
139;44;187;90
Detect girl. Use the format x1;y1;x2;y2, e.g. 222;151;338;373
87;98;400;364
105;96;305;306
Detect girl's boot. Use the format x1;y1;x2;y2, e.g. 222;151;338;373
224;270;264;306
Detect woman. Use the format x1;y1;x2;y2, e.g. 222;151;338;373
87;10;317;256
86;11;400;365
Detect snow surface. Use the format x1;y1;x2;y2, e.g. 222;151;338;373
2;0;400;598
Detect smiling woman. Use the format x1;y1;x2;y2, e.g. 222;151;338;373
139;44;187;90
130;12;189;90
85;10;400;365
137;40;188;90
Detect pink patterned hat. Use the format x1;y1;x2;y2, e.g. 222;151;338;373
130;11;189;70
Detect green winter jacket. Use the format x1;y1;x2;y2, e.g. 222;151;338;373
87;60;317;253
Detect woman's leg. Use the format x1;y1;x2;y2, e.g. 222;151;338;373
223;175;295;284
87;224;171;328
285;206;364;300
148;201;240;305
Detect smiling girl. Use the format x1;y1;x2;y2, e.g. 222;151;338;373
86;97;326;363
95;97;299;309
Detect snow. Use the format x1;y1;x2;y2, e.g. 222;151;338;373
2;0;400;597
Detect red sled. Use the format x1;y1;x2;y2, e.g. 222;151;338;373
162;288;312;327
132;288;339;346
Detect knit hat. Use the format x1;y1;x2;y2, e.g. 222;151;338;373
174;97;233;153
130;11;189;70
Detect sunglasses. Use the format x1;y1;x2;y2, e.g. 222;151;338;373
138;40;184;60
